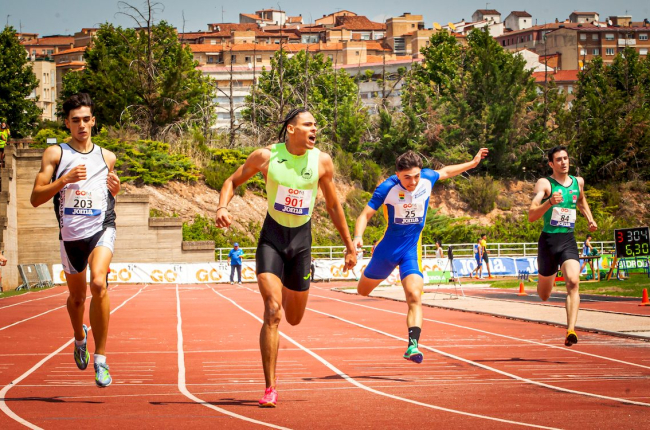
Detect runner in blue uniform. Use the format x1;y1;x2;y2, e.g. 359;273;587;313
353;149;488;363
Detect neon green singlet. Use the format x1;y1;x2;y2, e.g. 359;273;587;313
542;175;580;234
266;143;320;228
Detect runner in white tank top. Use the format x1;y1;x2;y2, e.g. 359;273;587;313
31;93;120;388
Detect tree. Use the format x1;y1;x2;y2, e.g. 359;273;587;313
569;49;650;182
242;50;367;149
60;2;213;139
0;26;41;137
404;29;539;176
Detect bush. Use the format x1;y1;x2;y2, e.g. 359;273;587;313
496;195;513;211
458;176;500;214
32;129;71;148
202;148;264;195
182;214;257;248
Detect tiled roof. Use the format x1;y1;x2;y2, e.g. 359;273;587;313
532;70;579;83
476;9;500;15
333;16;386;31
570;12;599;15
287;16;303;23
179;32;210;40
189;44;225;53
497;22;597;37
56;61;85;68
240;13;264;20
510;11;532;18
208;23;260;32
298;26;327;33
22;36;74;46
52;46;86;56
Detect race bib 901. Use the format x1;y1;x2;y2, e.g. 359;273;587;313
274;185;312;216
64;189;102;216
550;207;576;228
394;203;425;225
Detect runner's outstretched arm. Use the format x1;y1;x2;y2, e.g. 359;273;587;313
319;153;356;270
575;177;598;231
216;148;269;228
436;148;488;180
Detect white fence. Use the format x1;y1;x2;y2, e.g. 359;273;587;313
216;241;616;261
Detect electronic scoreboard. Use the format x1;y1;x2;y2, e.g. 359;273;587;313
614;227;650;258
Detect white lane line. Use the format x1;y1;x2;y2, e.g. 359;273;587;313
0;285;148;429
175;284;290;430
306;305;650;408
313;293;650;371
0;292;67;310
0;306;67;332
213;287;558;429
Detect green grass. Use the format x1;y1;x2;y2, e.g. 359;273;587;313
489;276;650;298
0;285;57;299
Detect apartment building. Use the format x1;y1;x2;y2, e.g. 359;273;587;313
28;59;57;121
52;47;86;97
386;13;425;56
504;11;533;32
22;35;74;60
315;10;357;27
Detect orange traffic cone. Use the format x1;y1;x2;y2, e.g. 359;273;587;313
517;280;528;296
640;288;650;306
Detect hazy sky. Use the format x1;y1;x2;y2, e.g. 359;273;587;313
4;0;650;36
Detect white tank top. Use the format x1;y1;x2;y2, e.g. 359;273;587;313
53;143;116;241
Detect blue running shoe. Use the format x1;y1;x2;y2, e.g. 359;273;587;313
94;362;112;388
403;341;424;364
74;324;90;370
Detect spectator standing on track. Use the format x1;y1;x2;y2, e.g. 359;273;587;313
0;121;10;168
470;237;484;279
30;93;120;387
228;242;244;284
579;234;595;278
528;145;597;347
353;149;488;365
480;234;493;279
215;108;356;408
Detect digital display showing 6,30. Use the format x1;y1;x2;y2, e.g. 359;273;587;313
614;227;650;258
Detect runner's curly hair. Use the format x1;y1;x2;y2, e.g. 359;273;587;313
395;151;423;172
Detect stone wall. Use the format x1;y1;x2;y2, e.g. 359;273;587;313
0;144;214;291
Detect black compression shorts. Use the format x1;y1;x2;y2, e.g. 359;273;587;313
256;214;312;292
537;232;579;277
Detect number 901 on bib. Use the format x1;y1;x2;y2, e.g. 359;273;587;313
274;185;313;216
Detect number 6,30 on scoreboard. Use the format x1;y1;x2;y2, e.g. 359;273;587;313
614;227;650;258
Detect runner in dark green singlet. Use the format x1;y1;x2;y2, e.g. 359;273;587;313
528;145;597;347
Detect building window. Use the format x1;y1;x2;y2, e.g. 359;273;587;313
328;54;333;61
210;39;216;45
567;85;573;94
580;34;586;40
605;33;614;41
411;24;415;28
592;34;599;40
593;48;599;55
245;56;251;62
580;49;586;56
256;55;262;62
606;48;615;56
231;55;236;63
355;51;359;56
640;34;648;41
640;48;648;55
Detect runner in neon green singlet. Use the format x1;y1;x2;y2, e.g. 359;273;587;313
215;108;356;407
266;142;320;228
529;146;597;347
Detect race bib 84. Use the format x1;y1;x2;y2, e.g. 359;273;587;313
550;207;576;228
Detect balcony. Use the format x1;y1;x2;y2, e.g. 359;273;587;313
618;39;636;47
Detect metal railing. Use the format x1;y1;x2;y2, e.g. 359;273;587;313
216;241;616;261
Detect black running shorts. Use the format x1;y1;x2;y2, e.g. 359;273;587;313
537;232;579;277
256;214;312;292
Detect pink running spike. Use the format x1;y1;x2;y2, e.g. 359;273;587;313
259;386;278;408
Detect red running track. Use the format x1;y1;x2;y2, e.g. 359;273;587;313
1;282;649;429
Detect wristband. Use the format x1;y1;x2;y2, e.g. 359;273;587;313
353;235;362;239
217;206;228;211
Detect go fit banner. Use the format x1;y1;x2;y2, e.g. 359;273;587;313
52;262;258;284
